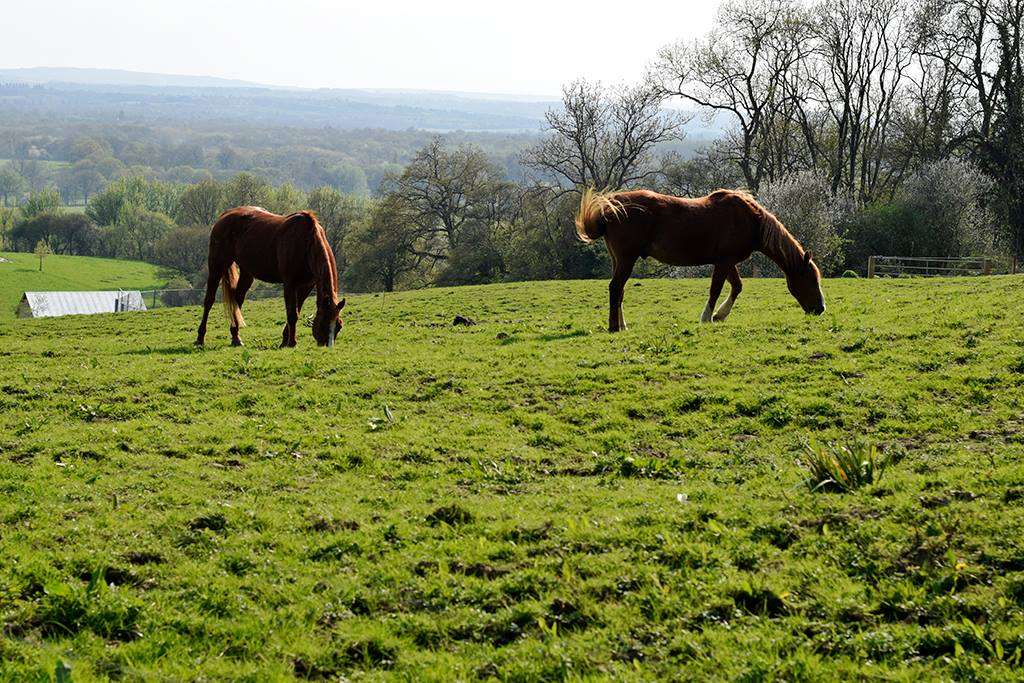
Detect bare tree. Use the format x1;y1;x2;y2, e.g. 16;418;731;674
384;139;510;263
652;0;813;191
522;79;686;190
809;0;915;201
912;0;1024;253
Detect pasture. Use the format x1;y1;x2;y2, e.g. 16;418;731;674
0;252;166;318
1;276;1023;680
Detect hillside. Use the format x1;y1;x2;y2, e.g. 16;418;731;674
0;252;167;316
1;277;1023;679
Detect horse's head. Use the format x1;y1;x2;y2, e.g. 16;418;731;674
786;252;825;315
311;298;346;347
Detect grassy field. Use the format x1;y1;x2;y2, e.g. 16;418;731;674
0;252;167;317
1;276;1023;680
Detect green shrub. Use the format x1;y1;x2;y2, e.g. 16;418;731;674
842;269;859;278
800;439;888;492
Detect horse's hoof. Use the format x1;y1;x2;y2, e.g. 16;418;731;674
231;340;243;347
193;340;205;347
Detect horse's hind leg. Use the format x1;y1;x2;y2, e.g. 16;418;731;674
608;251;637;333
195;263;225;346
701;264;728;323
713;265;742;322
230;270;254;346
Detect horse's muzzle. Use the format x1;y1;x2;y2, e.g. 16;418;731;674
809;305;825;315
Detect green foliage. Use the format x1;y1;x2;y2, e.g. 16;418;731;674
109;205;175;261
32;240;51;272
0;277;1022;679
20;189;62;220
10;212;99;256
800;439;888;492
0;164;27;206
86;176;180;227
842;269;859;278
222;172;272;209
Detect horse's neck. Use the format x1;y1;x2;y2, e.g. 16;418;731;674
759;224;800;275
311;247;338;305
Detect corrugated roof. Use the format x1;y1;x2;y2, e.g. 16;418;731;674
20;291;147;318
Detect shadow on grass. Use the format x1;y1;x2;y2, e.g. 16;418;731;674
121;344;203;356
537;329;590;342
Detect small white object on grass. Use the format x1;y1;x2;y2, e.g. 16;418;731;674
676;493;688;503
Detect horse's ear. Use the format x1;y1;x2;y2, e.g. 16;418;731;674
337;298;346;313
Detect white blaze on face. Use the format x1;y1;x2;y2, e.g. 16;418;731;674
327;319;336;347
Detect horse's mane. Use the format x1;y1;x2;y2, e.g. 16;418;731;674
291;211;340;304
719;190;806;272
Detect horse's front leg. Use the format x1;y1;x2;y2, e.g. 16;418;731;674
701;264;728;323
713;264;742;322
281;286;298;348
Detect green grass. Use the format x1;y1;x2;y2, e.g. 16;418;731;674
1;276;1024;680
0;252;167;317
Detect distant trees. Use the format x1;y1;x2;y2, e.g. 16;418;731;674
21;190;62;220
344;196;418;292
222;172;271;208
86;177;180;228
175;179;224;227
522;79;687;190
154;225;210;281
10;212;100;256
0;166;27;207
109;206;175;262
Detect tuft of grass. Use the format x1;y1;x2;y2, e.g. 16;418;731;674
800;439;888;492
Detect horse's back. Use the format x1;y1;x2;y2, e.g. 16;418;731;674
607;189;759;266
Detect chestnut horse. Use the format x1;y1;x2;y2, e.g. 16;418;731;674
194;206;345;348
575;188;825;332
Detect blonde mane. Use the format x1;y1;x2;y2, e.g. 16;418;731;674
728;191;807;273
574;187;626;243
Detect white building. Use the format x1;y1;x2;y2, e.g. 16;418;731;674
18;291;147;318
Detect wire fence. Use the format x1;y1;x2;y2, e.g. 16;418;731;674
867;255;1019;278
138;287;283;310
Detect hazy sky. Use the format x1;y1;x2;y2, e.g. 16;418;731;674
1;0;720;95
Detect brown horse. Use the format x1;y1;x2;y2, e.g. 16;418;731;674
575;188;825;332
194;206;346;348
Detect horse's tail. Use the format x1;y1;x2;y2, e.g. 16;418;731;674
575;187;625;243
221;263;245;328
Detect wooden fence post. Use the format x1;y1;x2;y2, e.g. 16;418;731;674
867;256;876;278
983;258;992;275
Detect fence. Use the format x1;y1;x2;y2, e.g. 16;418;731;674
139;287;283;310
867;255;1019;278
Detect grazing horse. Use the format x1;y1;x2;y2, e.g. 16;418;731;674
575;188;825;332
194;206;346;348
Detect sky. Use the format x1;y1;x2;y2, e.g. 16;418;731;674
0;0;720;96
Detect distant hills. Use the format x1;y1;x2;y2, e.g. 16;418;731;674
0;67;723;139
0;67;262;89
0;67;557;132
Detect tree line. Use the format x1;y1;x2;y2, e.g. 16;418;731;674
2;0;1021;291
